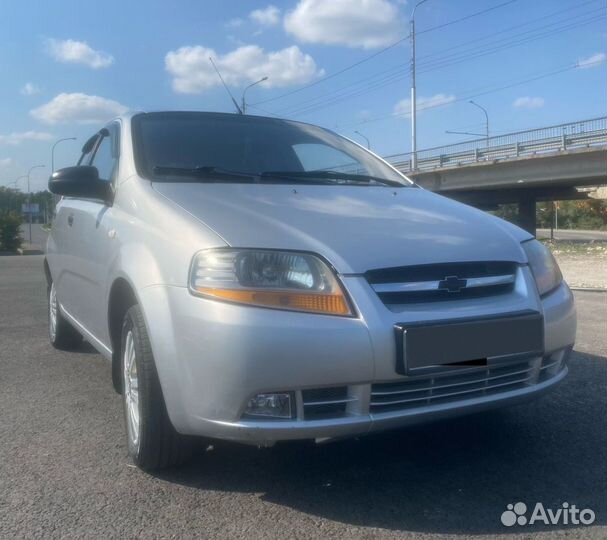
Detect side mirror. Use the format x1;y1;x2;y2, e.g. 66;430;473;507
48;166;112;202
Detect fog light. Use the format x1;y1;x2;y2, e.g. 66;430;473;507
245;393;293;419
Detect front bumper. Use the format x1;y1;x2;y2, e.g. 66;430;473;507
196;360;568;443
139;270;576;443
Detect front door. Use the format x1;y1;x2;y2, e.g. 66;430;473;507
61;125;120;348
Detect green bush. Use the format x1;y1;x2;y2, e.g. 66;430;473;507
0;212;23;252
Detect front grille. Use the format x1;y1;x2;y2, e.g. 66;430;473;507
366;261;517;305
370;355;563;414
302;387;353;420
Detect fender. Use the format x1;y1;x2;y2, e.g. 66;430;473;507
105;242;189;427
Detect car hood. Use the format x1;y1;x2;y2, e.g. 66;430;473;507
152;182;532;274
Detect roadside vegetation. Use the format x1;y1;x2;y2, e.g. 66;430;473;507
0;187;55;222
0;188;55;248
494;199;607;231
0;212;23;253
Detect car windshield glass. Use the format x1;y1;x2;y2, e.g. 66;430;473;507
133;112;411;187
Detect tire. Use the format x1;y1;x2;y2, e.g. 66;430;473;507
121;304;195;470
48;281;82;350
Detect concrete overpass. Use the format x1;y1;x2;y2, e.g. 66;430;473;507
385;117;607;234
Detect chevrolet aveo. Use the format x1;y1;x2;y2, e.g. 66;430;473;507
45;111;576;470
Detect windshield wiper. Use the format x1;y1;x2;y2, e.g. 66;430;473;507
152;166;408;187
260;170;406;187
152;165;258;182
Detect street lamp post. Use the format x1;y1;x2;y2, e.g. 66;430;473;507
242;77;268;114
52;137;77;173
468;100;489;144
26;165;45;245
354;130;371;150
410;0;430;170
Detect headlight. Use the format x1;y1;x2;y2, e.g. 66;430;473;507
189;249;353;316
522;239;562;296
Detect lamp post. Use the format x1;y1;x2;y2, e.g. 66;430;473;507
7;175;27;189
26;165;45;245
468;100;489;144
354;130;371;150
242;77;268;114
52;137;77;173
410;0;430;170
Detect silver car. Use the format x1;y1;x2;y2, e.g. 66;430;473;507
45;111;576;471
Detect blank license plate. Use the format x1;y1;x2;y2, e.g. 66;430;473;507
396;311;544;374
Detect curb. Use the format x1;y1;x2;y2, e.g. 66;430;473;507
569;287;607;293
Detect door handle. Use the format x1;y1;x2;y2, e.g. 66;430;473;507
67;214;74;227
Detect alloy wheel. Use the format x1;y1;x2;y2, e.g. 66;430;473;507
123;330;140;452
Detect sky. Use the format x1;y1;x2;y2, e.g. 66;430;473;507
0;0;606;191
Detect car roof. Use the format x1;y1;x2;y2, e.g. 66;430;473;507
113;110;330;131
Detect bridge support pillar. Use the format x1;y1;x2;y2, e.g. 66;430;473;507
518;195;537;236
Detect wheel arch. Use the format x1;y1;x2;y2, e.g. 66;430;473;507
43;257;52;288
107;277;139;393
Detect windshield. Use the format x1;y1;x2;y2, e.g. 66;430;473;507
132;112;411;186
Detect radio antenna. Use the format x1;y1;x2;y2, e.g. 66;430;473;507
209;57;243;114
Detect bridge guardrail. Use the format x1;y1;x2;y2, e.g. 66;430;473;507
386;117;607;173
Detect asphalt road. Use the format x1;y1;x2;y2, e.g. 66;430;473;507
1;255;606;539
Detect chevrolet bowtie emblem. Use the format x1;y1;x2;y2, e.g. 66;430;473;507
438;275;467;293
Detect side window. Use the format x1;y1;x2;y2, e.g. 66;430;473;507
91;137;116;182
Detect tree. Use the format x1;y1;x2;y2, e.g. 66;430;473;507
0;187;55;223
0;211;23;252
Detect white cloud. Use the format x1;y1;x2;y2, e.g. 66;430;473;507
226;18;244;28
0;158;13;167
577;52;606;69
20;83;40;96
0;131;53;145
284;0;404;49
394;93;456;117
250;5;281;26
46;38;114;69
30;93;128;125
513;96;545;109
165;44;324;94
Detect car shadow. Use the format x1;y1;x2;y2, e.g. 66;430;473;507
153;351;606;535
78;341;101;355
